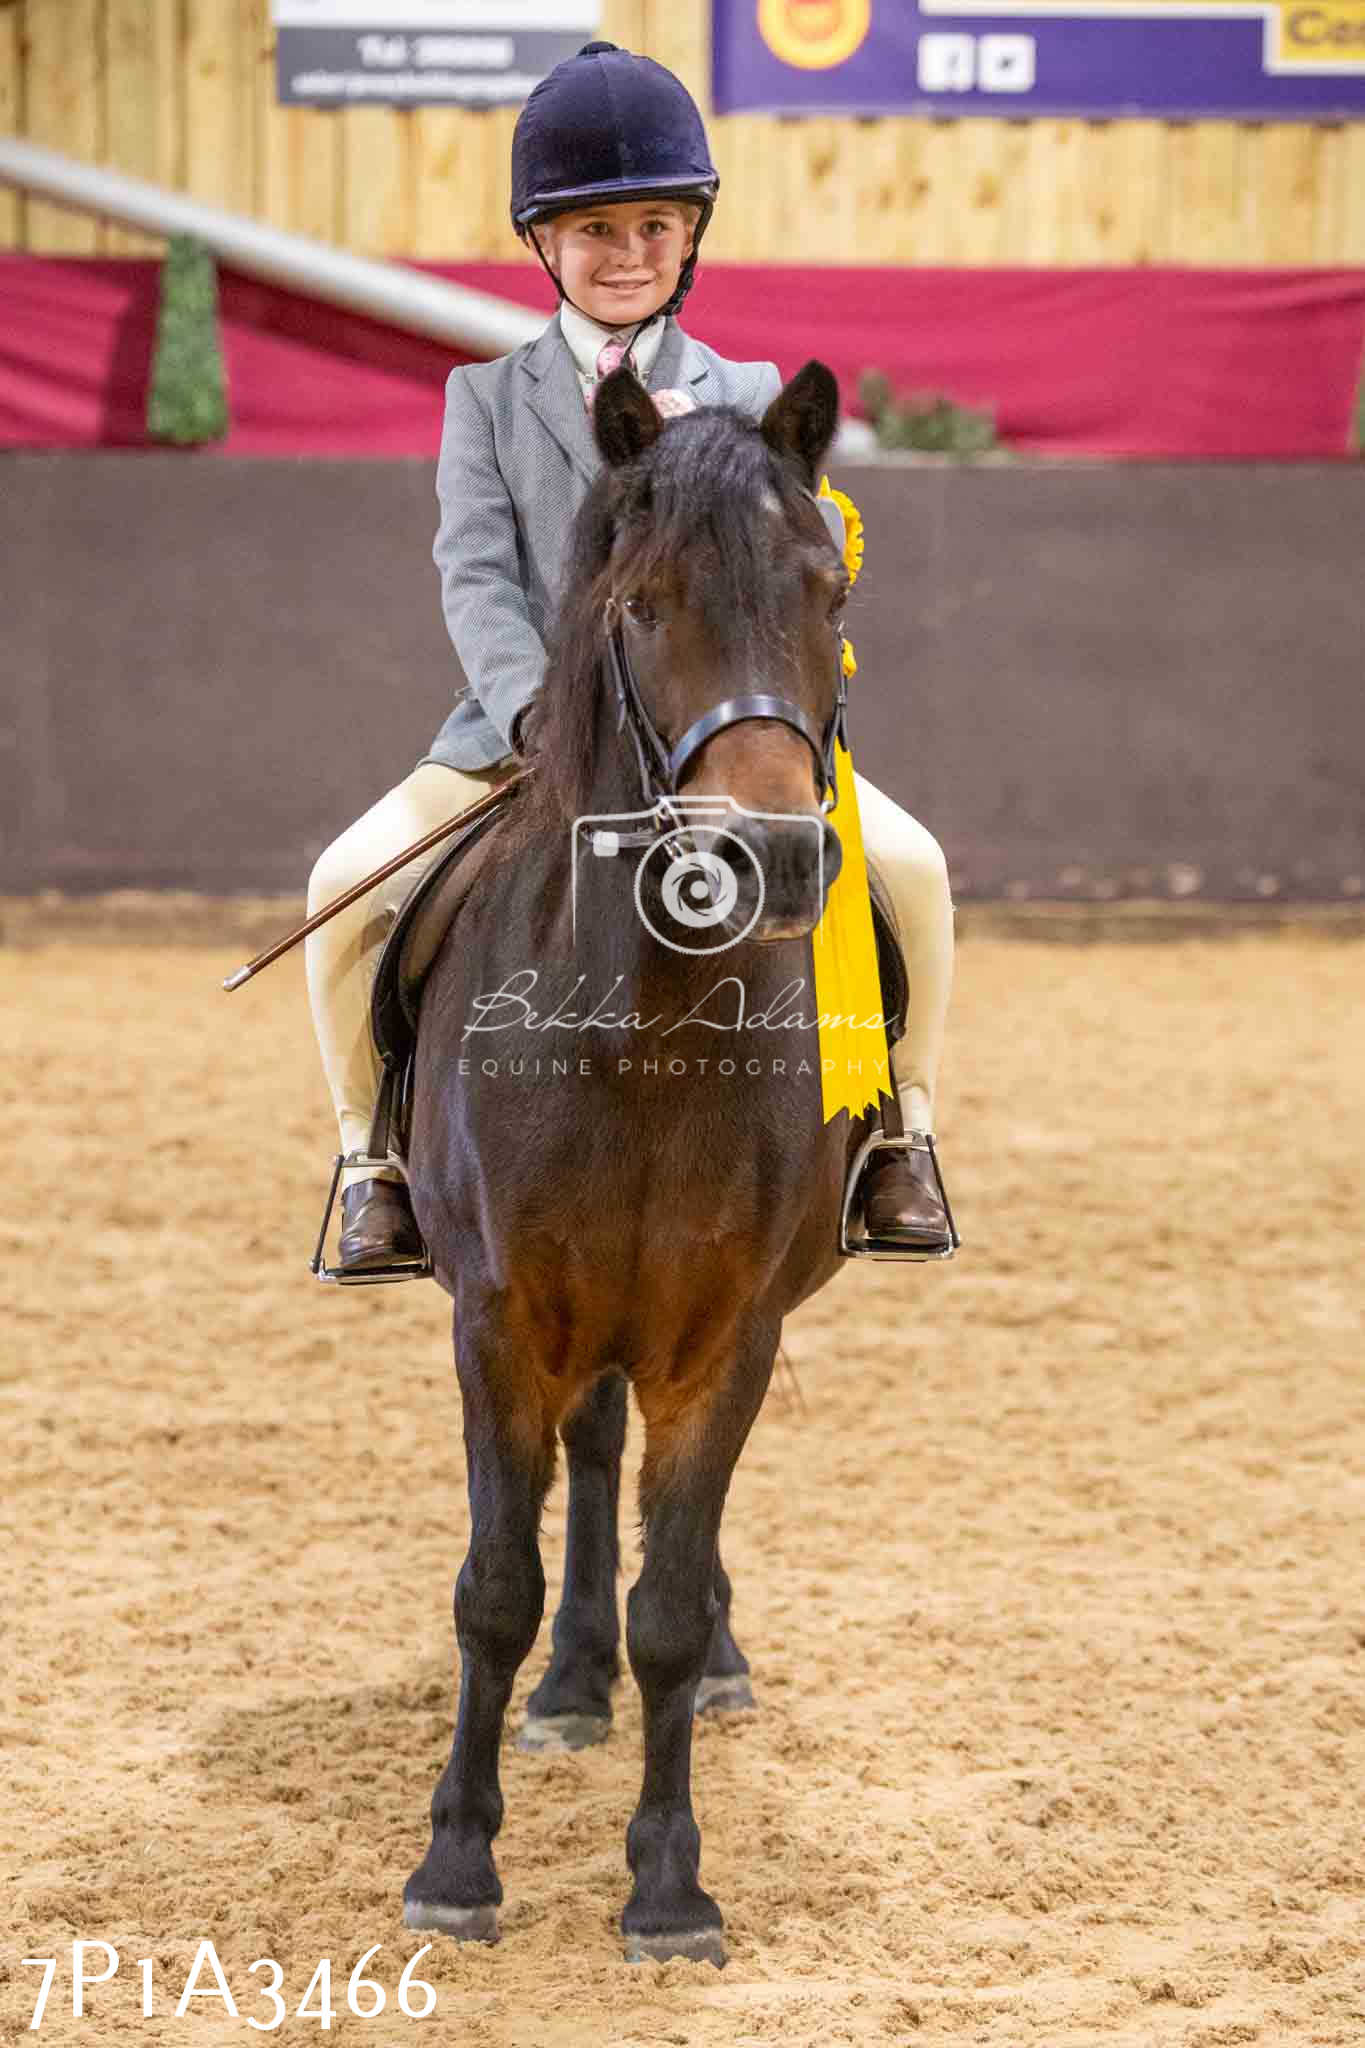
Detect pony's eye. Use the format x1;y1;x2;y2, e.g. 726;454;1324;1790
624;596;659;630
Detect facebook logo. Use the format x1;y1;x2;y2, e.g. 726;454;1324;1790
917;33;1036;93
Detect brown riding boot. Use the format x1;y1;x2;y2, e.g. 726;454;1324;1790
338;1177;425;1273
859;1137;955;1252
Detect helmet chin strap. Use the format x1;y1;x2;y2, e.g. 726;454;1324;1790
523;221;681;347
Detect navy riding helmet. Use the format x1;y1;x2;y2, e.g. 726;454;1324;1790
511;41;719;321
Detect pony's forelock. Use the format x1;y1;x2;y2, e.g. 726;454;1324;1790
510;407;814;843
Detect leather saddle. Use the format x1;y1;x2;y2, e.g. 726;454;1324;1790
368;775;910;1156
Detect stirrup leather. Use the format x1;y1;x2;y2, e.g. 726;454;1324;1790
840;1129;961;1263
310;1150;434;1286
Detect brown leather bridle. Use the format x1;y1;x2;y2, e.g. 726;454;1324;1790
603;603;849;821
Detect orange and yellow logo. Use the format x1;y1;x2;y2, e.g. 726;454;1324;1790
757;0;873;70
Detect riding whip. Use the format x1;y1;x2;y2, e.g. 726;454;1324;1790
220;769;527;991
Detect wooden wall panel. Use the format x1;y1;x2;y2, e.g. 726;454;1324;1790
1034;118;1169;266
251;0;294;235
102;0;178;254
415;108;521;261
246;2;344;247
2;0;1364;266
604;1;648;56
488;105;526;259
0;0;22;249
1256;123;1333;264
1169;123;1235;266
644;0;707;103
338;105;413;256
183;0;254;215
23;0;102;251
283;112;343;244
950;120;1022;266
1113;120;1169;265
1343;125;1365;268
895;120;956;264
704;112;757;259
415;111;482;260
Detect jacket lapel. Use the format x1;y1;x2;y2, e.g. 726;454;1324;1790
521;316;723;486
522;317;601;486
654;323;718;409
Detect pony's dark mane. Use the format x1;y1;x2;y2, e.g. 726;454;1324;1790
503;405;814;848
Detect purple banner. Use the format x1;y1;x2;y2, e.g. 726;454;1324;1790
712;0;1365;118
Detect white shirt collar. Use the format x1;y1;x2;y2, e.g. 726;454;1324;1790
558;301;667;389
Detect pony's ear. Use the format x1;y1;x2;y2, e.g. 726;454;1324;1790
760;361;840;486
593;367;663;467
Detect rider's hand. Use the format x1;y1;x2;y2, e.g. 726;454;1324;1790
510;700;540;762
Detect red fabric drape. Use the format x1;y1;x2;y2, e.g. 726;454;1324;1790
2;254;1362;457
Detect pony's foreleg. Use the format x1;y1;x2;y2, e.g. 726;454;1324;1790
622;1323;779;1967
697;1543;754;1716
404;1317;556;1944
520;1369;627;1752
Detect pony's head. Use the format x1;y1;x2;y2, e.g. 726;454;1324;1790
530;361;849;941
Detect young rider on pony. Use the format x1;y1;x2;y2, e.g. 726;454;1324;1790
305;41;957;1276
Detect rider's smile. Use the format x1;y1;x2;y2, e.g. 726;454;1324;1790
537;200;697;328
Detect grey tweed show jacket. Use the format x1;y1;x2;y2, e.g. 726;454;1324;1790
424;312;783;773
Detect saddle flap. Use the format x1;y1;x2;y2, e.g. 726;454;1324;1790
371;776;523;1076
867;856;908;1050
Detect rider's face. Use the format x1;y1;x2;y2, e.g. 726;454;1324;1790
537;201;697;328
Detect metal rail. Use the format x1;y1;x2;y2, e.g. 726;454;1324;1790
0;140;544;357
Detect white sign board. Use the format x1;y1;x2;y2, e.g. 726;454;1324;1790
271;3;598;105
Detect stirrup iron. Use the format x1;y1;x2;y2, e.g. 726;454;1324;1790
310;1149;434;1286
840;1129;961;1263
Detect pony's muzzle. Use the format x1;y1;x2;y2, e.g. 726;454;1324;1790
730;812;842;941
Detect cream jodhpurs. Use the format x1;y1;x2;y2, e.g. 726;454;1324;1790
306;761;955;1188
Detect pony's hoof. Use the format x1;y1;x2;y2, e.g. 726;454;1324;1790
624;1928;727;1968
402;1899;498;1944
695;1674;754;1715
517;1711;611;1753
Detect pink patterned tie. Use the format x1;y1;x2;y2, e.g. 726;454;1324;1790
585;337;635;409
584;337;699;421
597;337;632;379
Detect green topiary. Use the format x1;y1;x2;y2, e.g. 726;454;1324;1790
147;236;229;446
858;368;1000;459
